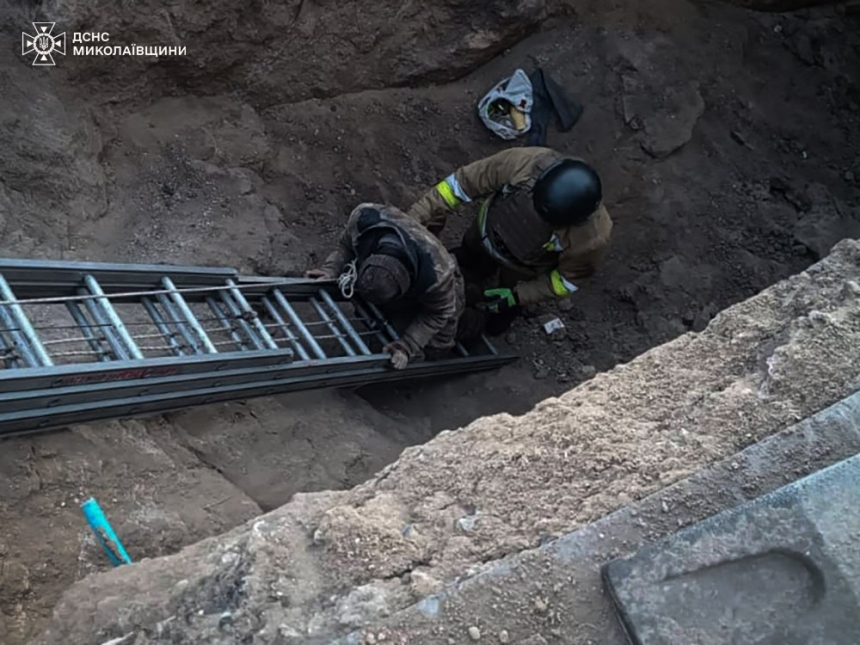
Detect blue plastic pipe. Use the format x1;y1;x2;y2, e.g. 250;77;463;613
81;497;133;566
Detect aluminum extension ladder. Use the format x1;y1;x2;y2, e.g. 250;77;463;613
0;258;515;439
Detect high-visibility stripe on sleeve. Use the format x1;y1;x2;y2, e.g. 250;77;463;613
445;174;472;203
435;174;472;209
550;270;579;297
543;234;563;252
435;180;459;209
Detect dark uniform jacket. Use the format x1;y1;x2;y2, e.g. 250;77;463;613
408;147;613;305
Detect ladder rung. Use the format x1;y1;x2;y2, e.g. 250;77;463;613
226;280;278;350
206;296;250;352
365;301;399;342
352;301;389;348
77;289;127;361
261;296;310;361
218;289;266;351
271;290;326;360
481;334;498;356
0;274;53;367
83;275;143;360
156;292;203;355
162;278;218;354
319;290;371;356
142;297;185;357
310;296;356;357
66;302;111;363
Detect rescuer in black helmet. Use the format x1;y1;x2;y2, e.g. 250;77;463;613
532;158;603;228
406;147;612;332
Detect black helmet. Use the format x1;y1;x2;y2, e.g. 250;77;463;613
532;159;602;227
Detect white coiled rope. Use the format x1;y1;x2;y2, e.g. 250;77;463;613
338;260;358;299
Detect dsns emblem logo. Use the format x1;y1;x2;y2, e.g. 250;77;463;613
22;22;66;66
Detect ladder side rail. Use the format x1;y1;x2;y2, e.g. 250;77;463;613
0;259;238;298
0;354;368;412
0;354;516;439
0;348;295;393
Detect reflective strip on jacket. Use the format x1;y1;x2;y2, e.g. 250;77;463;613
407;147;613;305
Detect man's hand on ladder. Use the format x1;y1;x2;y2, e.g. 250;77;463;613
383;341;410;370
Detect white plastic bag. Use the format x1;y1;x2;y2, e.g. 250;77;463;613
477;69;534;140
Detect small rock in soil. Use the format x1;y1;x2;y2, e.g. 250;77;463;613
581;365;597;380
499;630;511;644
410;570;442;597
557;298;575;312
468;626;482;641
520;636;549;645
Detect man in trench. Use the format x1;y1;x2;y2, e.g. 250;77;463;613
407;146;613;333
306;203;476;369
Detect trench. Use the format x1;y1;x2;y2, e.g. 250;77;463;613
1;1;859;643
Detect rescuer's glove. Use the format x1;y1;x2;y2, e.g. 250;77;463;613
481;288;517;314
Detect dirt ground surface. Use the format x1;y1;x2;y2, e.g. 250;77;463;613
1;0;859;642
38;239;860;644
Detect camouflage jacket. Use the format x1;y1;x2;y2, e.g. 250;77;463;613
322;203;464;357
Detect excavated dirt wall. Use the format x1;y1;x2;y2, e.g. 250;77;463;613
1;0;859;643
38;239;860;644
